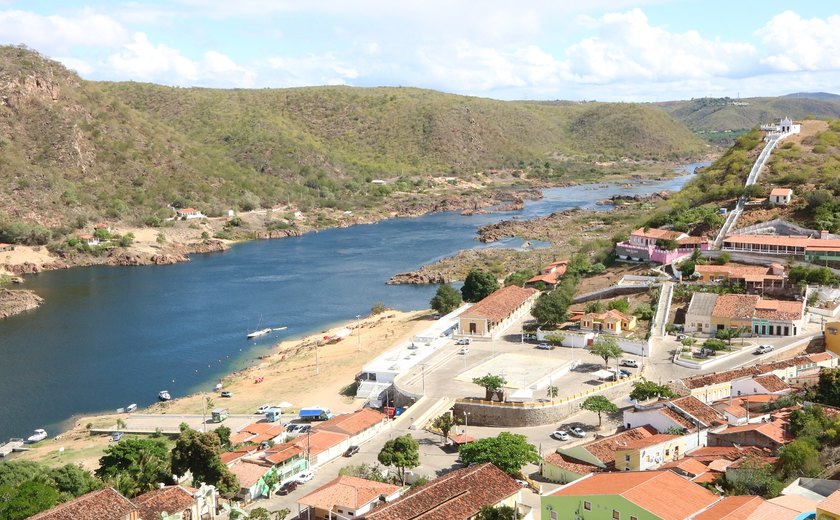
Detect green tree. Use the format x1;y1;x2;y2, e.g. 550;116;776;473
271;509;291;520
338;464;389;483
461;270;499;303
171;427;239;496
0;480;59;520
778;438;822;478
629;379;676;401
378;434;420;485
584;301;604;314
117;232;135;247
607;298;630;313
589;336;623;367
430;284;462;315
544;333;565;346
96;438;172;498
478;504;524;520
715;327;742;348
457;432;538;475
472;374;508;401
580;395;618;427
633;302;654;321
249;508;271;520
531;289;571;327
546;385;559;401
261;469;279;497
48;464;103;500
504;269;535;288
431;413;460;446
215;425;232;450
702;338;727;351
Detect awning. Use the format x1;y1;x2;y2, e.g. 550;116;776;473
592;369;615;380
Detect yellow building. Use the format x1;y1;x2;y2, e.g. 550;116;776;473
818;489;840;520
579;309;637;335
826;322;840;357
615;434;688;472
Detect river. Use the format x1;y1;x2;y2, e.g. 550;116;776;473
0;163;706;440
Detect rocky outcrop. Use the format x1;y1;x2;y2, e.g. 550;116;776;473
1;260;69;274
106;252;188;266
254;229;304;240
180;239;228;254
386;271;450;285
0;288;43;318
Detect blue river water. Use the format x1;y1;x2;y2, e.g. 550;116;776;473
0;164;705;440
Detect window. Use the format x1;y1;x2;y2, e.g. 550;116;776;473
613;510;621;519
584;501;591;511
625;454;630;462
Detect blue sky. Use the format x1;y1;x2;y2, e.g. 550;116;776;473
3;1;839;101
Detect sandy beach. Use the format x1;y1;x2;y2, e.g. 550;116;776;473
16;308;432;469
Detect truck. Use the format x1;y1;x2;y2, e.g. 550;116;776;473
299;407;333;421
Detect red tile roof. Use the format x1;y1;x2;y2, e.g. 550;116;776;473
299;476;400;511
228;460;273;488
30;487;138;520
809;352;834;363
316;408;387;436
819;489;840;515
754;299;803;321
543;452;602;475
711;419;791;446
550;471;719;519
459;285;538;322
363;463;520;520
621;433;681;449
694;263;782;281
132;486;195;520
574;426;658;467
693;495;763;520
752;374;789;393
724;233;840;252
632;227;686;240
659;407;696;429
712;294;760;320
670;396;726;427
264;442;305;465
770;188;793;197
292;430;348;456
659;457;709;477
684;445;773;462
221;447;255;465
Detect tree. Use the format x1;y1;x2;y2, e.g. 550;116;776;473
215;425;232;450
817;368;840;407
96;438;172;498
271;509;291;520
580;395;618;427
504;269;534;288
778;438;822;478
430;284;462;315
629;379;676;401
544;333;565;346
633;303;654;321
457;432;538;475
431;413;460;445
472;374;507;401
171;427;239;496
338;464;389;483
607;298;630;313
478;504;524;520
546;385;559;401
249;507;272;520
531;289;571;327
461;270;499;303
589;336;622;367
702;338;727;352
261;469;279;497
378;435;420;485
584;301;604;314
715;327;741;348
0;480;59;520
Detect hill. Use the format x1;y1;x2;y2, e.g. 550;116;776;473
0;46;705;243
783;92;840;101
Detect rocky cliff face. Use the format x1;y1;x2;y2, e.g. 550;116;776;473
0;288;43;318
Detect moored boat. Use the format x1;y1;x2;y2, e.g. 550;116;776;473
27;429;48;443
158;390;171;401
246;328;272;339
125;403;137;412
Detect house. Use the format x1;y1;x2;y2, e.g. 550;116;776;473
692;263;786;293
362;463;524;520
542;470;720;520
458;285;539;340
0;242;15;252
659;457;715;483
579;309;636;335
229;422;286;446
263;442;308;483
29;487;139;520
722;231;840;264
292;429;350;468
825;322;840;357
314;408;388;447
730;374;792;398
93;222;111;233
762;117;801;135
614;433;688;471
79;234;100;247
616;227;710;264
132;484;217;520
298;476;402;519
769;188;794;205
176;207;204;220
692;495;801;519
697;293;805;337
684;292;718;335
819;490;840;520
623;395;725;447
227;459;277;501
526;260;568;288
708;410;793;451
541;451;602;484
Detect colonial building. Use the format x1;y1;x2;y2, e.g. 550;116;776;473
615;227;708;264
526;260;568;288
458;285;539;340
683;293;804;337
578;309;636;335
692;263;786;293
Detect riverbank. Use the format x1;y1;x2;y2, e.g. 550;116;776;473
0;288;43;318
15;309;430;470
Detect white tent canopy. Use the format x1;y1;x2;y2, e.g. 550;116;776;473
592;369;615;380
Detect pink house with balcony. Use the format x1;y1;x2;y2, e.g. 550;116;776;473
616;227;709;264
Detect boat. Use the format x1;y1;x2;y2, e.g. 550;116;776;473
158;390;171;401
246;328;272;339
125;403;137;412
273;326;288;331
27;429;48;443
214;382;223;392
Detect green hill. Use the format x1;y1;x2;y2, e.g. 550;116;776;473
0;46;705;242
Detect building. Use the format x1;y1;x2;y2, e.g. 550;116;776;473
314;408;389;447
263;442;308;483
292;429;350;468
79;233;100;247
708;410;793;451
362;463;524;520
692;495;800;519
683;293;804;337
0;242;15;252
819;490;840;520
730;374;791;398
769;188;794;205
458;285;539;340
229;422;287;446
176;207;204;219
228;459;277;501
692;263;786;293
615;227;708;264
29;487;139;520
579;309;636;335
825;322;840;357
684;292;718;335
542;470;720;520
623;395;725;447
297;476;402;519
132;484;217;520
722;231;840;264
526;260;568;288
614;433;687;471
762;117;801;136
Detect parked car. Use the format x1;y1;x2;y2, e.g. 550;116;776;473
256;404;272;414
110;431;123;442
676;334;687;341
296;471;314;483
455;338;471;345
343;445;360;457
536;343;555;350
278;481;298;495
552;430;568;441
754;345;774;355
569;427;586;438
407;343;419;350
619;359;638;368
220;391;232;398
459;347;470;354
619;369;632;378
432;313;442;320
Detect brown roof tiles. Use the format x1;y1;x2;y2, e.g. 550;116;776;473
712;294;760;320
299;476;401;511
315;408;387;437
459;285;538;323
132;486;196;520
573;426;658;467
752;374;789;393
29;488;138;520
543;452;602;475
669;396;726;427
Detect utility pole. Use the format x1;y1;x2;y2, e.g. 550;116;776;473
356;314;362;352
315;341;320;375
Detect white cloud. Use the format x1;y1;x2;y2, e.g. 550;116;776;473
0;9;129;52
759;11;840;72
265;53;359;87
55;56;94;76
564;8;756;83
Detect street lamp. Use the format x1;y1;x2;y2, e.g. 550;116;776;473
463;411;470;438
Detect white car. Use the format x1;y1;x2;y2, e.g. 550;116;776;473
552;430;568;441
256;404;272;414
295;471;314;483
458;347;470;354
619;359;638;368
569;427;586;438
754;345;774;355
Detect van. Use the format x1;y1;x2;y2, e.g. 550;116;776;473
211;408;229;423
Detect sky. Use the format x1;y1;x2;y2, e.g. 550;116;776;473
2;1;839;101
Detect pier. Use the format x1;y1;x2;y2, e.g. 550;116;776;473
0;438;27;457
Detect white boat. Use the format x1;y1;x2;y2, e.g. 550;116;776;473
214;382;223;392
273;326;288;331
246;328;272;339
125;403;137;413
158;390;171;401
27;429;48;443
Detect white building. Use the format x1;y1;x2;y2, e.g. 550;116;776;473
769;188;794;205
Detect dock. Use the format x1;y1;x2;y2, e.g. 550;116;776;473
0;438;26;457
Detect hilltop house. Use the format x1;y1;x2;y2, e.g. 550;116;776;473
458;285;539;340
176;207;204;220
78;234;100;247
578;309;636;335
692;262;786;293
722;230;840;264
769;188;794;205
615;227;708;264
526;260;568;288
761;117;801;136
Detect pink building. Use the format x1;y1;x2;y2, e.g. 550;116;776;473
616;227;709;264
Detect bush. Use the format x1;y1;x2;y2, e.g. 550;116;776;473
702;338;727;351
